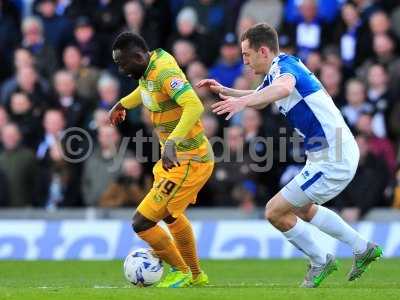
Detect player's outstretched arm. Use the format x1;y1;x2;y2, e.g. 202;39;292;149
196;78;254;97
109;87;142;126
242;75;295;108
212;75;295;120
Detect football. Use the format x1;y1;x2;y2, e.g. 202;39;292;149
123;248;163;286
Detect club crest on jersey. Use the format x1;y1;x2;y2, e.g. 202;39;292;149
278;106;287;116
170;78;184;91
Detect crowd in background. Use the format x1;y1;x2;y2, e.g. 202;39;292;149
1;0;400;221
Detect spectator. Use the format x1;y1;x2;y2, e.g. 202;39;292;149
99;156;152;207
34;0;73;51
341;79;373;131
0;123;38;206
366;63;393;137
36;109;65;162
354;0;381;22
122;0;159;50
209;32;243;89
172;39;197;71
0;65;50;110
90;0;124;38
20;16;58;79
236;16;256;41
319;63;345;107
183;0;226;36
359;10;400;66
82;125;122;206
202;112;219;139
278;31;296;55
241;108;265;156
186;61;208;84
122;1;144;35
335;2;367;68
62;45;100;103
13;48;36;71
284;0;341;24
72;16;102;67
36;141;81;208
87;108;109;138
356;113;396;174
282;0;330;61
167;6;217;66
97;73;120;111
305;51;322;76
0;106;9;139
237;0;282;30
322;46;343;71
206;126;258;210
369;10;393;36
8;92;42;149
52;70;88;127
140;0;172;48
358;33;400;96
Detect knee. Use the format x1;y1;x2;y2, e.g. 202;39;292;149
132;214;155;233
265;203;280;224
265;201;294;230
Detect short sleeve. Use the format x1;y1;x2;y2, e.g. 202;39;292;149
270;61;297;84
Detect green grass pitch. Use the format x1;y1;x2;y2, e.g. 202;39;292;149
0;259;399;300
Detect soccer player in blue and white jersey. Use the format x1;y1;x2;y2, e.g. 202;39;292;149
197;23;383;288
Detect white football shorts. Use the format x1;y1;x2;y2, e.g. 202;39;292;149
281;138;360;207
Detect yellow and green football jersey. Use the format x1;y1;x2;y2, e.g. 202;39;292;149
120;49;213;163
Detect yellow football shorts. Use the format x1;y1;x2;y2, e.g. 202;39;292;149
137;159;214;222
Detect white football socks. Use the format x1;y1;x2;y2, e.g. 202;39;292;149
310;205;368;254
282;217;328;266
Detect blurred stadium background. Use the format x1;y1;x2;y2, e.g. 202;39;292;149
0;0;400;262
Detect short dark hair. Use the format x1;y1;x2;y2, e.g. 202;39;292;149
240;23;279;54
112;31;149;52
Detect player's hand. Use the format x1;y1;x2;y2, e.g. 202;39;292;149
212;94;247;120
109;102;126;126
162;140;180;171
196;78;225;95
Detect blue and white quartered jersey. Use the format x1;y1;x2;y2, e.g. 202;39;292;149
257;53;353;152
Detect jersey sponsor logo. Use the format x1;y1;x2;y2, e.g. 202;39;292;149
170;78;184;91
147;81;154;91
140;90;160;111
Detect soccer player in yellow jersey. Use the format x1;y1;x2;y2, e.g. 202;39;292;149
109;32;214;288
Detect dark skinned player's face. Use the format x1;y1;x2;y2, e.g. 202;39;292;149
112;48;148;80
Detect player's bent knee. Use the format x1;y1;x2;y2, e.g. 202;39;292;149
132;213;156;233
265;204;279;224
